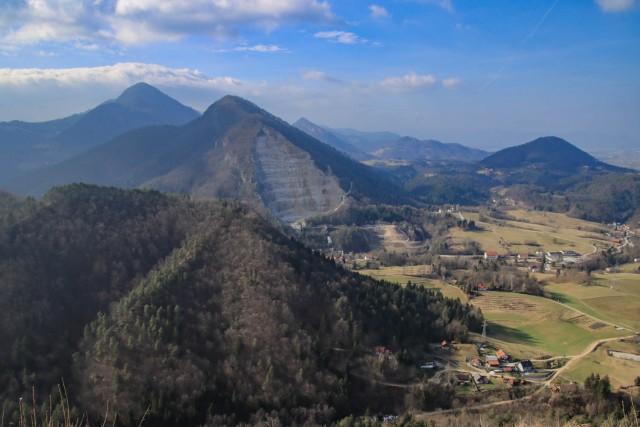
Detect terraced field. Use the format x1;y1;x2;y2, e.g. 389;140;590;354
545;274;640;332
469;292;627;357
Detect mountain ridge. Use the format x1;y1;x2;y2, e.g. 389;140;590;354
372;136;488;162
0;83;200;185
293;118;370;160
10;95;410;221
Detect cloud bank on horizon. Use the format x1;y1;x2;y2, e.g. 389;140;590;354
0;0;638;150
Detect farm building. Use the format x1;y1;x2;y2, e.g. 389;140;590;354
484;251;499;260
486;355;500;367
517;253;529;263
517;360;534;373
496;349;508;360
562;250;580;257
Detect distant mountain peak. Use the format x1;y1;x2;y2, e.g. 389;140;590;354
479;136;625;172
295;117;314;126
114;82;191;113
204;95;266;117
199;95;281;130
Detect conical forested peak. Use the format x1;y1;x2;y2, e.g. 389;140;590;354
479;136;622;171
114;82;192;113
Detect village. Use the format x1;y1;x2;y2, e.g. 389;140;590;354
369;337;563;402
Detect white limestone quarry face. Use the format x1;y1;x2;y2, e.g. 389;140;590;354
253;128;345;222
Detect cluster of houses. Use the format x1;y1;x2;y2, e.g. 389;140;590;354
482;249;585;271
471;348;534;375
607;222;634;246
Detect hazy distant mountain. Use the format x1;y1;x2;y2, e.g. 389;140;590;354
0;83;199;184
293;117;370;160
49;82;200;156
372;136;488;162
0;114;84;183
479;136;627;172
12;96;408;221
328;127;401;152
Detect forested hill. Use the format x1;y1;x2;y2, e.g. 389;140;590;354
479;136;627;173
0;184;482;426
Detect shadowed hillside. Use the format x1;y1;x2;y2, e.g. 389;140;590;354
0;184;482;425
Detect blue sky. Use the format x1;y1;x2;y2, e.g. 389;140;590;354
1;0;638;150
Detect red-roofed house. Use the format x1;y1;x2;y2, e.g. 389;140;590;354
496;349;508;360
484;251;499;260
486;356;500;367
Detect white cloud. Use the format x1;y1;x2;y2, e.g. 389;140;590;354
314;31;364;44
37;50;57;57
0;62;245;89
0;0;336;48
595;0;636;12
442;77;460;89
302;70;341;83
379;73;438;92
74;42;101;51
0;63;461;130
0;0;107;49
369;5;390;18
234;44;285;53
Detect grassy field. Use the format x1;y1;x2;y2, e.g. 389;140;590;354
620;262;640;273
358;267;628;361
451;210;610;255
358;265;468;302
559;339;640;389
545;274;640;332
469;292;628;358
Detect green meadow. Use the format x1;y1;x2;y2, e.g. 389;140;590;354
471;292;627;357
545;273;640;332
